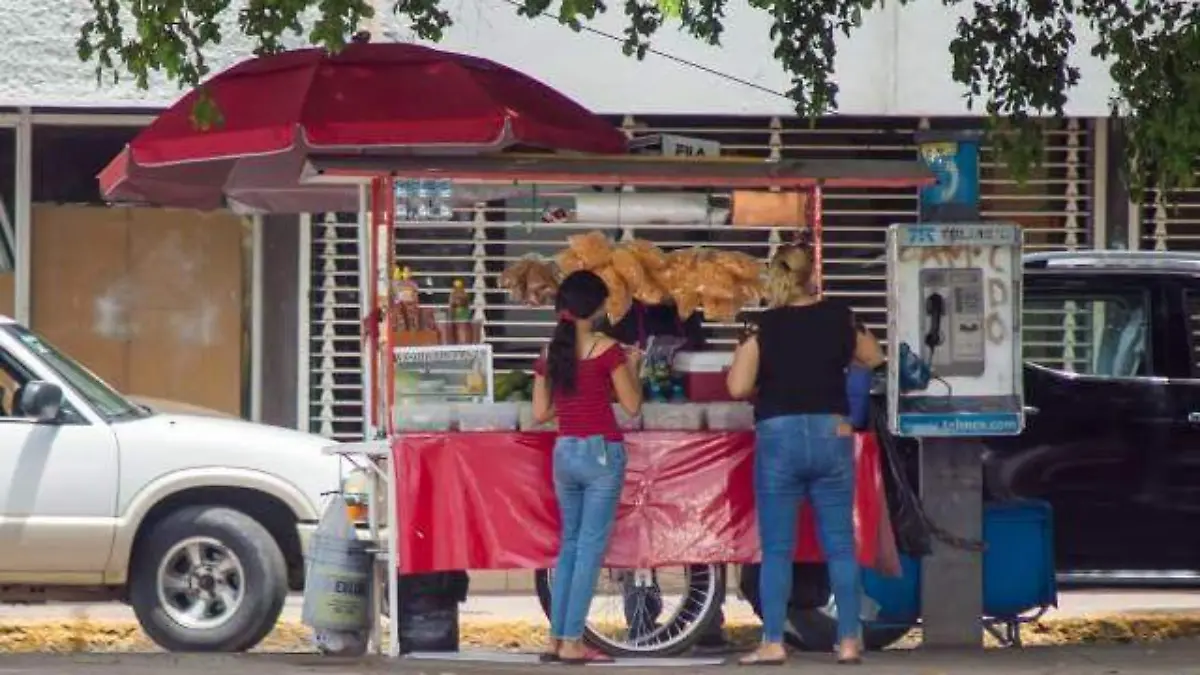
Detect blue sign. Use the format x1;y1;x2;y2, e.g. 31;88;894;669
919;139;980;209
898;223;1021;248
896;412;1022;437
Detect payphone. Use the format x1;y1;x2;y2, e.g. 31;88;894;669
886;223;1025;438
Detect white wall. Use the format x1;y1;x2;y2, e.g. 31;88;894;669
0;0;1115;116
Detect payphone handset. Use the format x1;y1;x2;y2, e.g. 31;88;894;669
918;267;985;377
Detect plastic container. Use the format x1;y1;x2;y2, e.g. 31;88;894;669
613;403;643;431
674;351;735;402
642;403;703;431
705;402;755;430
455;402;519;432
518;403;557;431
982;499;1057;619
394;403;452;431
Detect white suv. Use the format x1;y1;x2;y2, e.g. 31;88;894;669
0;316;343;652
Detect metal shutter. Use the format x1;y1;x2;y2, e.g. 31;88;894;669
303;116;1095;440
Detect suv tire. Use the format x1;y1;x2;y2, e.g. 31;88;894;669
129;505;288;652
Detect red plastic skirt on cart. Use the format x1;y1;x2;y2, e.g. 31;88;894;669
394;431;901;576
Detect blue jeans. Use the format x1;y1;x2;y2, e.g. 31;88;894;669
549;436;626;640
755;414;860;645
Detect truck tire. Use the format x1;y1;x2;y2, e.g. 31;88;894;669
739;563;913;652
129;505;288;652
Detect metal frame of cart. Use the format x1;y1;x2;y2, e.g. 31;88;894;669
314;152;935;657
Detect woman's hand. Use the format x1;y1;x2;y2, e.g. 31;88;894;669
625;346;644;376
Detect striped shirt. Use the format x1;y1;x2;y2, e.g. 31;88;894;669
534;345;627;440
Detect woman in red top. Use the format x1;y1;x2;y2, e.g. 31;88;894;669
532;270;643;664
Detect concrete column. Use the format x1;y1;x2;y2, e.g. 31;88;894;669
914;130;985;649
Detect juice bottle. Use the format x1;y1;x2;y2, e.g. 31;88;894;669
391;266;420;332
449;279;473;344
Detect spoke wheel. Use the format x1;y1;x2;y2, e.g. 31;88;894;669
535;565;724;657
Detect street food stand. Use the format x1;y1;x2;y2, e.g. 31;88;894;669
313;153;935;656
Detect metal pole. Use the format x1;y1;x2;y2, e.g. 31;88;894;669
250;215;265;422
13;108;31;325
296;215;313;431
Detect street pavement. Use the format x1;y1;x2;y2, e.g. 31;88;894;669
0;588;1196;623
0;640;1197;674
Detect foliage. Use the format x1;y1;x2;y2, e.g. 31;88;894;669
76;0;1200;198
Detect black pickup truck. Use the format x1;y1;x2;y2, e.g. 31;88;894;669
740;249;1200;649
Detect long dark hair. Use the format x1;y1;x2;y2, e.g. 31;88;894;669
547;271;609;395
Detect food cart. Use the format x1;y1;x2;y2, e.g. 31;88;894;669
316;153;937;657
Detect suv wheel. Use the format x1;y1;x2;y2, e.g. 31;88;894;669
129;505;288;652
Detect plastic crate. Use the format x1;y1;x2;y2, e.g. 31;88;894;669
613;404;643;431
983;499;1057;619
394;403;452;432
705;403;755;430
455;403;519;432
642;403;703;431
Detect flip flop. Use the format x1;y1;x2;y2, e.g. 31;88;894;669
560;647;615;665
538;652;561;663
736;652;787;667
837;656;864;666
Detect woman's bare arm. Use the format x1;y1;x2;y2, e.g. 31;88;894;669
726;335;759;400
853;323;885;369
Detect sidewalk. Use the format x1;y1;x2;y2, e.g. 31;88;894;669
0;640;1194;674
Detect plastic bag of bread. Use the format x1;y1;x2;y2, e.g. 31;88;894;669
499;257;534;302
568;231;613;269
596;265;632;322
556;248;586;274
702;297;740;323
674;290;701;320
633;278;667;305
611;247;649;291
524;258;560;306
627;239;668;271
695;259;737;300
714;251;764;282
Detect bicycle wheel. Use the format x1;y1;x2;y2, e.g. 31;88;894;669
534;564;724;657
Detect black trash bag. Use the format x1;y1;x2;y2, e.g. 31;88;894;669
396;571;470;653
870;403;934;558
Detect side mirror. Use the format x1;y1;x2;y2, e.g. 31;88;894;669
19;381;64;423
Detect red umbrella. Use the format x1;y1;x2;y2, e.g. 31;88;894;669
99;42;628;213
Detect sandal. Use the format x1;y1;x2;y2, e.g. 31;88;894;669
736;651;787;667
560;646;615;665
538;652;561;663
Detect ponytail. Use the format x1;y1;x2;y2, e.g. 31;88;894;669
546;271;609;396
547;315;580;395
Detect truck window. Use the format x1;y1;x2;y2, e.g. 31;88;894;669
1023;290;1151;378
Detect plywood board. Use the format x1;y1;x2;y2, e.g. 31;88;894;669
29;205;246;416
31;204;131;392
125;208;245;415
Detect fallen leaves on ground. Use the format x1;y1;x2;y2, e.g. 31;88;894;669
4;612;1200;653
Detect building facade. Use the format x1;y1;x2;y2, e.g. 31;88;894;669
0;0;1190;439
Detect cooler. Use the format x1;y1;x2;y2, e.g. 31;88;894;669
674;351;735;402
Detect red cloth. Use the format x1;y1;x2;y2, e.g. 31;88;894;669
532;347;626;440
393;431;886;573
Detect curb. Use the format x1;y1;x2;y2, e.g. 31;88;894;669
1;614;1199;653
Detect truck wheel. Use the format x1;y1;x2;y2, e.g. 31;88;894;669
129;505;288;652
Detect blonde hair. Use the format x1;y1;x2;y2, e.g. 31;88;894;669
764;245;815;308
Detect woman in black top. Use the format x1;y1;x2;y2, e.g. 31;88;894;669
726;244;884;666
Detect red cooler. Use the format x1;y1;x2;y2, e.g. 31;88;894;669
674;351;735;402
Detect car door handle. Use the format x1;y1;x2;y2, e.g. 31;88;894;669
1188;412;1200;424
1023;405;1040;417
